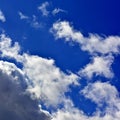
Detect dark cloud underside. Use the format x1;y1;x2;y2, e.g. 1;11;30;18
0;71;51;120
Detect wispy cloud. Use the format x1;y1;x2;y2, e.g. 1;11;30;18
18;12;41;29
38;2;50;16
52;8;66;15
18;11;29;20
0;10;6;22
30;15;42;29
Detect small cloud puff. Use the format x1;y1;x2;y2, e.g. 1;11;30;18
0;10;6;22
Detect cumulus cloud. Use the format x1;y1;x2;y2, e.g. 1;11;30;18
79;55;114;79
0;33;79;108
51;21;120;79
51;84;120;120
52;96;120;120
0;34;21;60
22;54;79;107
81;81;120;118
38;2;50;16
51;21;120;55
0;10;6;22
1;21;120;119
0;60;51;120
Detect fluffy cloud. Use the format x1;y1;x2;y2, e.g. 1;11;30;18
52;96;120;120
38;2;50;16
0;60;51;120
0;33;79;108
52;86;120;120
22;54;79;107
51;21;120;55
1;23;120;119
82;81;120;113
0;34;22;61
79;55;114;79
0;10;6;22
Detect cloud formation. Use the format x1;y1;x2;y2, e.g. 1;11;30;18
0;33;79;108
79;55;114;79
51;21;120;55
50;20;120;120
18;11;29;20
38;2;50;16
0;18;120;119
52;8;66;15
0;60;51;120
0;10;6;22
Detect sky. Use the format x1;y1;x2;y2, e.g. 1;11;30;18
0;0;120;120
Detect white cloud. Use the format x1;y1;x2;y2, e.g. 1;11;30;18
52;8;66;15
22;54;79;107
0;34;22;61
52;96;120;120
0;33;79;107
51;21;83;43
82;81;120;112
0;10;6;22
51;21;120;55
38;2;49;16
79;55;114;79
1;30;120;120
18;11;29;20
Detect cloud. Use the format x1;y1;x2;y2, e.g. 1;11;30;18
52;8;66;15
18;11;29;20
22;54;79;107
51;89;120;120
52;95;120;120
0;60;51;120
81;81;120;116
51;21;120;55
30;15;42;29
18;12;42;29
1;25;120;119
38;2;50;16
79;55;114;79
0;10;6;22
0;33;79;108
0;34;22;61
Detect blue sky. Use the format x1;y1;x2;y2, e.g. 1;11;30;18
0;0;120;120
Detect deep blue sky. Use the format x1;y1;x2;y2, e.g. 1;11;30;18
0;0;120;118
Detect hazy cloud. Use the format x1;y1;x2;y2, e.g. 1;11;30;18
18;11;29;20
0;10;6;22
38;2;50;16
52;8;66;15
